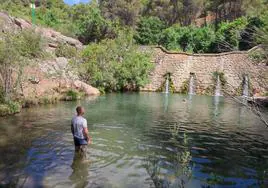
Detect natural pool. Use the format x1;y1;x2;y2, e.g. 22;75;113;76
0;93;267;188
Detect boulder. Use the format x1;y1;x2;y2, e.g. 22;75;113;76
73;80;100;96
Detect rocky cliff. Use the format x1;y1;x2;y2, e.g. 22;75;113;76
0;12;100;106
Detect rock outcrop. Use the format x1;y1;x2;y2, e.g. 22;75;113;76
0;12;83;49
0;12;100;103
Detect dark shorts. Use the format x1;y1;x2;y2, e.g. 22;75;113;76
73;137;88;146
73;137;88;158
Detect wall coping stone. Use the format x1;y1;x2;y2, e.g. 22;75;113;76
142;45;261;57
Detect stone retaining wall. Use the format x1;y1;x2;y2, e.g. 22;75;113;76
142;47;268;96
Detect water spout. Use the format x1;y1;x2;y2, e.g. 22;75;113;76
188;74;195;95
242;75;249;97
215;75;222;96
165;75;169;94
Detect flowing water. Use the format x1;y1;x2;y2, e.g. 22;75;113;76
0;93;267;188
189;75;195;95
242;76;249;97
215;75;222;97
165;76;169;94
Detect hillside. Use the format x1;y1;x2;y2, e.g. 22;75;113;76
0;12;100;116
1;0;268;53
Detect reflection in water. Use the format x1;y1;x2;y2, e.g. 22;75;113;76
164;93;169;112
0;93;267;187
69;152;90;188
213;96;221;118
145;128;192;188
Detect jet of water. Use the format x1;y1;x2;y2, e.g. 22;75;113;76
242;75;249;97
165;76;169;94
188;74;195;95
215;75;222;96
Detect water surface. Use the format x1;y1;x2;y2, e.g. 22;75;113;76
0;93;267;188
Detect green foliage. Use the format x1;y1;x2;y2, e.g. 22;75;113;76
249;49;267;64
0;29;43;102
55;43;77;58
18;29;44;58
239;17;264;50
157;74;176;93
79;31;153;92
0;101;21;116
1;0;267;54
213;17;248;52
72;3;116;44
135;16;166;45
180;80;189;94
213;71;227;86
66;90;79;100
160;25;215;53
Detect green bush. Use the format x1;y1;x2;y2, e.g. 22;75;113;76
66;90;79;101
213;17;248;52
55;43;77;58
159;25;186;51
0;101;21;116
249;49;267;63
18;29;44;58
159;25;215;53
79;30;153;92
72;3;116;44
135;16;166;45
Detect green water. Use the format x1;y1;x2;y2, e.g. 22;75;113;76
0;93;267;188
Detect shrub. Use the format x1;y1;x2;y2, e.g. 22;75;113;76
159;25;186;51
79;30;153;92
0;101;21;116
249;49;267;64
55;43;77;58
135;16;166;45
66;90;79;101
159;25;215;53
18;29;44;58
213;17;248;52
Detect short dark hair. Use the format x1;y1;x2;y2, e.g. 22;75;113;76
76;106;83;114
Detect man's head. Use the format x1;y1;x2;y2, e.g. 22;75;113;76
76;106;85;116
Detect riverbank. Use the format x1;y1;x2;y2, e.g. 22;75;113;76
0;88;98;117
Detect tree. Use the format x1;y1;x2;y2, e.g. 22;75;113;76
77;30;153;92
212;17;248;52
135;16;166;45
71;2;115;44
99;0;142;26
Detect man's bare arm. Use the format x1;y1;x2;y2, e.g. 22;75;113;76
83;127;91;144
71;123;74;135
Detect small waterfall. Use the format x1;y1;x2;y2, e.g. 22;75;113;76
188;74;195;95
215;75;222;96
242;75;249;97
165;75;169;94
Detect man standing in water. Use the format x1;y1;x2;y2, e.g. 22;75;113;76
71;106;91;158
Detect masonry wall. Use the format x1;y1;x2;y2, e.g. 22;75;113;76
142;47;268;96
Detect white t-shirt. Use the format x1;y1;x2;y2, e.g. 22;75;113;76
71;116;87;139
